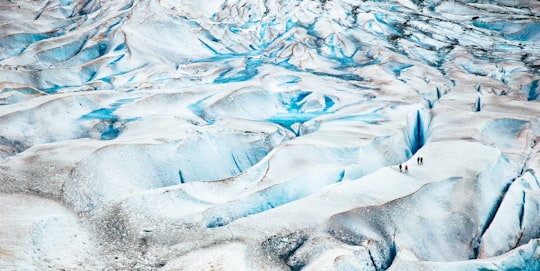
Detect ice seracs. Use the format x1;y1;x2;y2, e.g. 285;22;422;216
0;0;539;270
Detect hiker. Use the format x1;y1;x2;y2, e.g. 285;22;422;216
417;157;420;164
405;164;408;173
399;164;402;172
421;157;424;164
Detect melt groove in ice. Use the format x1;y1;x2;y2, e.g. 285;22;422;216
0;0;539;270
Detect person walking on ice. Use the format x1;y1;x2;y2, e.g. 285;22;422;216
404;164;408;173
399;164;402;172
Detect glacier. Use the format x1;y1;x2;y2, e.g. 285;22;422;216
0;0;539;270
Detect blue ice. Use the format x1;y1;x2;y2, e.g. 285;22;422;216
71;41;108;65
473;21;540;42
214;58;263;83
100;126;120;140
277;91;312;112
0;33;58;49
187;95;213;123
373;11;402;29
80;108;118;122
522;79;539;101
460;64;487;77
405;110;430;155
198;38;221;55
484;119;528;138
78;98;137;140
277;75;302;86
505;22;540;42
0;48;25;59
482;118;529;150
472;20;507;32
383;61;413;76
311;71;365;82
474;96;482;112
175;134;274;182
206;169;345;228
59;0;73;5
334;107;385;124
36;34;88;64
267;112;325;135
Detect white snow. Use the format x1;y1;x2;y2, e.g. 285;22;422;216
0;0;539;270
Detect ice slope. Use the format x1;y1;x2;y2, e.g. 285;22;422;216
0;0;540;270
0;193;104;270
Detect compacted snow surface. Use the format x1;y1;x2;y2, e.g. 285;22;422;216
1;0;540;270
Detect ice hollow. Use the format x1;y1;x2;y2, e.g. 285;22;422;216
0;0;539;270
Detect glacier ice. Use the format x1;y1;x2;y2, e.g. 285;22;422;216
1;0;540;270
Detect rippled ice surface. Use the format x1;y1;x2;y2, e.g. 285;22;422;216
0;0;539;270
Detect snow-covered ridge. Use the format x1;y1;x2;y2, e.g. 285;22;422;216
0;0;539;270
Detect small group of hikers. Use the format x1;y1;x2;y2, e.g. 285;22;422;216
399;156;424;173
